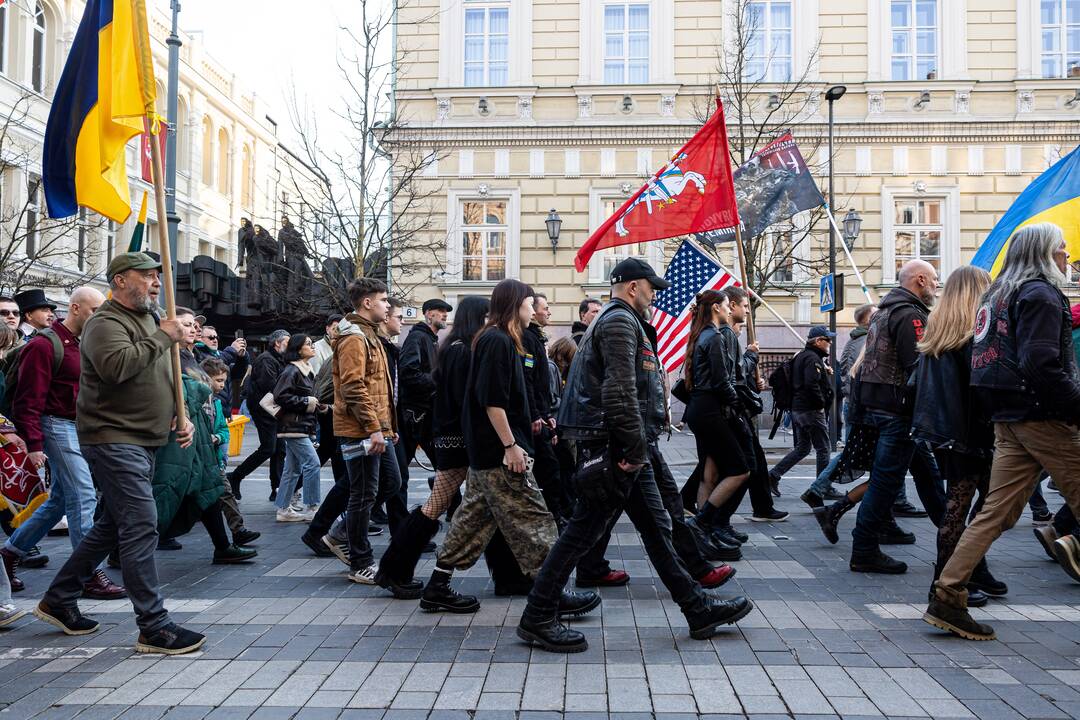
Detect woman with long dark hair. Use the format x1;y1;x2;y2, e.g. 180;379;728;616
375;295;490;597
683;290;753;550
417;279;596;618
271;334;328;522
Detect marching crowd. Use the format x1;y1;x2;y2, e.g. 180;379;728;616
2;221;1080;654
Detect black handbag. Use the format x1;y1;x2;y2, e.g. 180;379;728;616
671;378;690;404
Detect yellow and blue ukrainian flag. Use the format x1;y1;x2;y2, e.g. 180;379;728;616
42;0;157;224
972;145;1080;275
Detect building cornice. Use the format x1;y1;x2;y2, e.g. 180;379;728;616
386;120;1080;148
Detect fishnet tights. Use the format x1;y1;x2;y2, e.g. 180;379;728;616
422;467;467;519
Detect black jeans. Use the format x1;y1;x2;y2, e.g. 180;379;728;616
719;430;776;519
533;426;566;519
771;409;831;479
527;444;708;618
578;442;711;580
230;406;285;490
316;412;347;486
345;450;383;570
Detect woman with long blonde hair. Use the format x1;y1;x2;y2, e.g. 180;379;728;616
910;265;1002;600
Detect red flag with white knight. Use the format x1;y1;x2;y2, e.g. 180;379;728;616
574;98;740;272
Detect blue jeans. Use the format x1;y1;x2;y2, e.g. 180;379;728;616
277;436;322;509
5;416;96;557
852;411;917;556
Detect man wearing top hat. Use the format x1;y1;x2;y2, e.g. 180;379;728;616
14;289;56;341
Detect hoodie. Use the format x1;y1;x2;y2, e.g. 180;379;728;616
332;313;397;440
839;325;868;397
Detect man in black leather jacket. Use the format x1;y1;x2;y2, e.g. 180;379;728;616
927;224;1080;641
516;258;752;653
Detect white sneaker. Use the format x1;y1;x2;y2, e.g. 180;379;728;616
347;564;378;584
0;603;26;627
304;504;319;518
276;508;306;523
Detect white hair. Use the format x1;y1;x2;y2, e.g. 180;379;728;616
985;222;1068;308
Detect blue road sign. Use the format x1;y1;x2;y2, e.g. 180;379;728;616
819;274;836;313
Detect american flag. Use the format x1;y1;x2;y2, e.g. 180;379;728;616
651;240;739;372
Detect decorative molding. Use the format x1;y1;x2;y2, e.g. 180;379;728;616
458;149;474;178
1005;144;1023;174
1045;143;1063;167
1018;90;1035;113
577;95;593;119
517;96;533;121
564;149;581;178
868;92;884;115
636;148;653;176
601;148;616;177
620;182;634;195
930;145;948;176
436;98;451;121
494;149;510;178
476;182;489;196
529;149;545;177
967;145;984;176
659;95;676;117
892;146;908;176
954;90;970;114
855;147;872;176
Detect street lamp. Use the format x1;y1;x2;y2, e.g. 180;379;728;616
545;209;562;253
825;84;846;448
842;208;862;247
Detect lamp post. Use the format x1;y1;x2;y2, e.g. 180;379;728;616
545;209;562;254
842;208;863;248
825;84;846;447
164;0;182;273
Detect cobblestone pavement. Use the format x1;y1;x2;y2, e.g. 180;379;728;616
3;430;1080;720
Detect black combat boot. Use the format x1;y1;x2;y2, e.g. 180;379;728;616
812;494;855;544
419;567;480;613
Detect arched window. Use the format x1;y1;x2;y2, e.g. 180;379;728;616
240;144;252;209
176;97;189;172
216;127;229;194
31;2;45;93
200;116;213;186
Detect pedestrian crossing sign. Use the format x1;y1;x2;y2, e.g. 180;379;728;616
819;274;835;313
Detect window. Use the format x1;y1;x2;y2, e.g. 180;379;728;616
890;0;937;80
1041;0;1080;77
25;175;41;258
603;4;648;84
463;5;508;87
0;3;8;75
31;2;46;92
587;191;663;283
598;198;651;278
175;97;188;173
892;198;942;274
105;220;117;265
768;228;795;283
459;200;507;281
744;1;793;82
201;116;213;186
241;144;253;209
216;128;230;194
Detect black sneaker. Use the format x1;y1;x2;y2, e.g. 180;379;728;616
892;501;928;518
966;588;989;608
813;505;841;545
212;545;258;564
712;526;744;547
557;590;601;619
1032;508;1054;526
687;596;753;640
850;550;907;574
823;488;848;501
800;489;824;510
157;537;183;551
33;601;99;635
720;525;749;544
879;522;916;545
516;614;587;653
21;545;49;569
375;571;424;600
301;532;334;558
969;563;1009;596
370;507;389;525
923;598;995;640
135;623;206;655
751;509;789;522
232;528;261;546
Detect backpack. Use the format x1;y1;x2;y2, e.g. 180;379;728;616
767;357;795;440
314;357;335;406
0;329;64;416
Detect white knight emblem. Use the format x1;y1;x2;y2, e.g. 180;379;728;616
614;153;707;237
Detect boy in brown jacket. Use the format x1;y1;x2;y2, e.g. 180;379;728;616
306;278;397;584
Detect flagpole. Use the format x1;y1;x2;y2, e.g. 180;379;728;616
824;205;875;305
732;224;757;345
144;117;186;423
744;286;806;344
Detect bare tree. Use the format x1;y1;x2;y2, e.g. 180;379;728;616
0;92;106;296
695;0;872;307
280;0;445;311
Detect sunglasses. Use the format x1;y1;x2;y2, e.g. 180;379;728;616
204;335;218;341
0;310;17;317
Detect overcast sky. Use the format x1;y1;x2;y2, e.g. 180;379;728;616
153;0;358;147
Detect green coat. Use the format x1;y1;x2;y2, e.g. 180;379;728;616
211;397;229;469
153;375;224;536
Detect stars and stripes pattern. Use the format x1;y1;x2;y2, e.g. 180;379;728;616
651;240;738;372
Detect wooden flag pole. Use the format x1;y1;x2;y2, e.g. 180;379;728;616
144;117;186;423
732;224;756;346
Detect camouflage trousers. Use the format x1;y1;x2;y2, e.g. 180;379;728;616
436;465;558;576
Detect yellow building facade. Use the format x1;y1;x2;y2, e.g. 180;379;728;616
392;0;1080;348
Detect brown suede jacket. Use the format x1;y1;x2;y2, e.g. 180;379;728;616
332;313;397;440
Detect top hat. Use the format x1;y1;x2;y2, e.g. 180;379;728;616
14;289;57;315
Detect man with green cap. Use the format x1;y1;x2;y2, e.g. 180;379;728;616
33;252;205;655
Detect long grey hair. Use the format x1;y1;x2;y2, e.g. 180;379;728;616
984;222;1068;308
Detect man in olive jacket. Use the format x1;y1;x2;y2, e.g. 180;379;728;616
34;253;204;656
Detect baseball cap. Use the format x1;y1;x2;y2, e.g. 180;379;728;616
609;258;670;290
422;299;453;313
808;325;836;340
106;252;162;280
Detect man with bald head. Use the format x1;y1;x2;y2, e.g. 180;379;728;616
0;287;127;601
847;259;939;575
